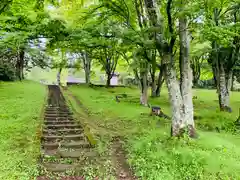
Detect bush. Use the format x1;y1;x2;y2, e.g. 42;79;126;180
195;112;236;133
0;61;16;81
123;76;138;86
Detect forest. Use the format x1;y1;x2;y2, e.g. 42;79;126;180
0;0;240;179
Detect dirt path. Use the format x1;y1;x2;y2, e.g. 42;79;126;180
38;85;95;179
111;137;137;180
66;89;137;180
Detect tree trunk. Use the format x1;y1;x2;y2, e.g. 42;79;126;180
134;69;140;87
155;65;164;97
84;59;91;85
163;55;184;136
151;75;157;97
150;50;157;97
226;70;233;92
191;58;201;87
16;59;21;81
82;51;91;85
19;49;24;80
179;15;195;137
231;74;234;91
212;64;218;89
217;63;231;111
155;79;164;97
106;74;111;87
57;68;62;85
163;13;195;138
179;13;195;137
16;49;25;81
85;69;90;85
140;71;148;106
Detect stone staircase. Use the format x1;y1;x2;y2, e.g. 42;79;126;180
39;85;95;178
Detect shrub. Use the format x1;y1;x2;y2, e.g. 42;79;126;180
0;61;16;81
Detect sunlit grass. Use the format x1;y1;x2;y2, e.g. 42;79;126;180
0;81;46;179
26;67;68;85
68;85;240;179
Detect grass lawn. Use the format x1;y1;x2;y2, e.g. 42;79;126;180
67;85;240;180
0;81;47;179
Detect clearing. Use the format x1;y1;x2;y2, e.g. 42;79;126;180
65;85;240;180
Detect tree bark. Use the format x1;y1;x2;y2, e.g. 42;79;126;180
16;58;21;81
217;62;231;111
20;49;24;80
133;69;140;87
155;65;164;97
16;49;25;81
212;63;218;89
82;51;91;85
155;79;164;97
151;74;157;97
85;68;90;84
106;74;111;87
163;55;184;136
226;70;233;92
57;68;62;85
191;58;201;87
150;50;157;97
231;74;234;91
140;70;148;106
179;15;195;136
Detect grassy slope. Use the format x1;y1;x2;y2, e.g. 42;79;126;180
68;85;240;180
0;81;46;179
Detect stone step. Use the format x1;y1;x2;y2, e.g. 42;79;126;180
44;112;72;115
42;141;91;150
44;124;81;129
45;107;70;110
45;114;71;118
44;149;97;158
45;108;70;111
42;134;85;141
42;163;77;172
46;105;68;108
44;117;74;121
45;121;75;125
45;107;69;110
37;175;84;180
44;116;72;120
44;112;71;116
43;128;83;135
45;111;72;114
45;110;70;114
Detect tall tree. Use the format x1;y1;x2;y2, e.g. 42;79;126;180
203;0;240;111
80;50;92;85
143;0;196;136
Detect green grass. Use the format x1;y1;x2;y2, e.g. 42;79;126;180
0;81;47;179
67;85;240;180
